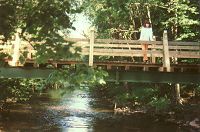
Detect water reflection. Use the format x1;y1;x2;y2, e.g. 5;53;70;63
58;90;93;131
61;117;92;132
61;90;91;111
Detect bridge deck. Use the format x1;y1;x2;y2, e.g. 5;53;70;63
0;67;199;84
21;59;200;73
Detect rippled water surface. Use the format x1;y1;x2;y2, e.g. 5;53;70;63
0;90;195;132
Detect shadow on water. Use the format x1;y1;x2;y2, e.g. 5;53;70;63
0;89;198;132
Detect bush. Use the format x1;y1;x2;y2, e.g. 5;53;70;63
149;97;170;111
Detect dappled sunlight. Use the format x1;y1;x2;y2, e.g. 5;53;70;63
57;90;93;130
60;90;92;112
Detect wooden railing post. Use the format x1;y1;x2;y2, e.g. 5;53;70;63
151;36;156;63
162;30;170;72
89;27;95;66
9;29;21;66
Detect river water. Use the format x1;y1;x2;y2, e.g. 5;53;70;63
0;90;196;132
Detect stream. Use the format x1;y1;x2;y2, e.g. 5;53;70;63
0;90;197;132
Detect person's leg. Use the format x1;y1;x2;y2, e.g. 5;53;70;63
142;44;148;62
144;44;148;61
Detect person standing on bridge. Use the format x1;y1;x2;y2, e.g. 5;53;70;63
139;20;154;63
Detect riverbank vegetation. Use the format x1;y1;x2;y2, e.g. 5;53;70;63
89;82;200;129
90;82;200;111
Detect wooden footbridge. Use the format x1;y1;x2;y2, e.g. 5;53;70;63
0;30;200;83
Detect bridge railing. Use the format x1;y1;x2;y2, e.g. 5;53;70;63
70;30;199;69
168;41;200;58
0;30;199;70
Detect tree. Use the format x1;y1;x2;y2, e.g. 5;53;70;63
83;0;199;41
0;0;77;39
161;0;200;41
82;0;132;38
82;0;161;39
0;0;83;63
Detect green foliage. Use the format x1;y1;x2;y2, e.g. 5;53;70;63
83;0;199;41
0;0;16;39
0;0;81;39
46;64;108;89
82;0;134;38
0;78;45;102
0;52;11;66
91;83;159;106
115;93;131;104
90;83;173;111
104;83;130;104
195;85;200;96
0;46;11;66
34;39;82;64
178;58;200;64
161;0;200;40
131;87;158;103
149;96;170;111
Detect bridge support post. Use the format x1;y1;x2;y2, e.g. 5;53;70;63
175;83;181;104
89;27;95;66
162;30;170;72
115;71;119;84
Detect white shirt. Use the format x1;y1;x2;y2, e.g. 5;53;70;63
139;27;153;41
